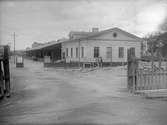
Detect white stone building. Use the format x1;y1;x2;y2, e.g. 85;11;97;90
61;27;142;64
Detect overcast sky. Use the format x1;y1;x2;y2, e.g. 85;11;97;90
0;0;167;50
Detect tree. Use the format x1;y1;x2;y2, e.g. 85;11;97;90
158;32;167;58
159;17;167;32
159;0;167;32
144;32;167;69
145;33;160;54
146;31;167;57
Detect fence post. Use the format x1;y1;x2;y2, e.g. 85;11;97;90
3;46;10;97
132;57;136;92
127;48;138;93
166;58;167;88
0;62;4;98
127;49;132;91
166;57;167;70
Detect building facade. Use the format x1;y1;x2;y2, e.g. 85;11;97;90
61;28;142;63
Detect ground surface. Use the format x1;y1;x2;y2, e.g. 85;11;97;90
0;59;167;125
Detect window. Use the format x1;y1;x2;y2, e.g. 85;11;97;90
94;47;100;58
106;47;112;58
76;48;78;57
71;48;73;57
81;47;84;58
131;47;135;56
119;47;124;58
66;48;68;57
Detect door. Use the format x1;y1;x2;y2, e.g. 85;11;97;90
106;47;112;62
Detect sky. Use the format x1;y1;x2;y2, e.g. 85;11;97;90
0;0;167;50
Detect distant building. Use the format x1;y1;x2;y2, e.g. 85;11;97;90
57;38;68;43
32;42;43;48
26;47;30;50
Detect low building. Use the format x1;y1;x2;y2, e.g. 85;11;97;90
26;41;62;61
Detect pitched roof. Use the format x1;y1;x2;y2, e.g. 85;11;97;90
63;27;142;43
26;41;59;51
26;27;142;51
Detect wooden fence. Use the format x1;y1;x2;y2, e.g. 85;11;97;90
127;48;167;92
136;69;167;90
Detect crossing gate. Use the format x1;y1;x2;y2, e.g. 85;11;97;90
127;49;167;92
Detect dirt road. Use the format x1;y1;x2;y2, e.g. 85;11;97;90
0;59;167;125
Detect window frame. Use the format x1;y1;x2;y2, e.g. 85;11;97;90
118;47;124;58
131;47;135;56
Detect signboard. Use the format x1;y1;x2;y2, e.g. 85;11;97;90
16;56;23;63
16;56;24;67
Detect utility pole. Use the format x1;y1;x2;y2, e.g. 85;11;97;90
13;32;16;64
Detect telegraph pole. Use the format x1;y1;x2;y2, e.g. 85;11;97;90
13;32;16;64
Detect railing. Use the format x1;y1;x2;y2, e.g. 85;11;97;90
136;69;167;90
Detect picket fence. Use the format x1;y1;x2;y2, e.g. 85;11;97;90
136;69;167;90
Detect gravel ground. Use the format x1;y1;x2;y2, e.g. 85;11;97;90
0;59;167;125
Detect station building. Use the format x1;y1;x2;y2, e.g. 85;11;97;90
26;27;142;65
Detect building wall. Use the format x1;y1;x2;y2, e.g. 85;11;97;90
61;39;141;63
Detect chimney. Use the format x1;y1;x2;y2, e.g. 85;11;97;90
92;27;99;32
